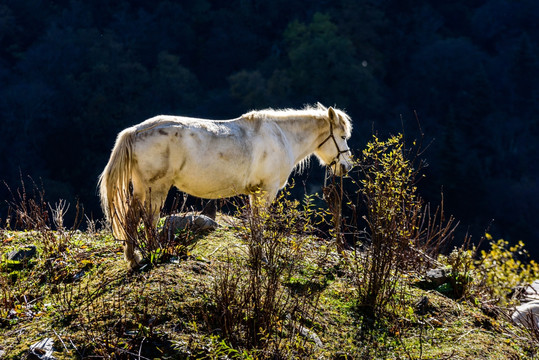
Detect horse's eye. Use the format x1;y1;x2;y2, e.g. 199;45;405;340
341;136;346;140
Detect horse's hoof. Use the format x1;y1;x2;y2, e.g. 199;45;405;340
126;253;143;270
127;261;140;271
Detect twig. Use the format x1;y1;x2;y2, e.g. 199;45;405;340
456;328;476;342
68;338;80;355
138;337;146;359
208;245;222;257
113;346;151;360
51;328;70;353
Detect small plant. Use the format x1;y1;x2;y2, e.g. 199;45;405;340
437;234;477;299
0;177;87;328
349;135;421;315
355;134;419;315
207;188;327;357
4;176;50;231
476;235;539;304
119;191;202;267
437;234;539;302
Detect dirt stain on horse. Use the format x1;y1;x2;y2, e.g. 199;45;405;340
149;146;170;182
179;158;187;172
253;120;262;134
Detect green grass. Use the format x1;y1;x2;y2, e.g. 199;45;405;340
0;219;536;359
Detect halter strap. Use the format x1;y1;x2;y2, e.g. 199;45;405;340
318;122;350;167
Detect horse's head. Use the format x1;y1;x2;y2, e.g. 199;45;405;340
315;106;353;176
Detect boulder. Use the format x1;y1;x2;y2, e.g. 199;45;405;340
162;214;219;237
415;267;451;291
509;280;539;303
7;245;37;261
425;268;450;287
297;325;323;348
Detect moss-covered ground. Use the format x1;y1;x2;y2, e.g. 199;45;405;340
0;215;536;359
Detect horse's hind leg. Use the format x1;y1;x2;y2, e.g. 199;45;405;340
202;200;217;220
123;185;165;267
142;188;166;252
124;196;143;269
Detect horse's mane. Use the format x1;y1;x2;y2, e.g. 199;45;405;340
243;103;352;175
242;103;352;137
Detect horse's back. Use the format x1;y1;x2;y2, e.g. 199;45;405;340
131;116;259;198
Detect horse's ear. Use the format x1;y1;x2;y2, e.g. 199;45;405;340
328;107;337;123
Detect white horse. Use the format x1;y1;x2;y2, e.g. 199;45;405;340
99;103;353;268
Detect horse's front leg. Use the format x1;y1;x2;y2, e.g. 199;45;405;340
248;187;278;218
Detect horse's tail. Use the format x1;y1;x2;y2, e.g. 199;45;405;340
98;127;137;239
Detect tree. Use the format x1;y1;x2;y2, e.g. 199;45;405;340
144;51;201;115
283;12;383;113
509;33;539;116
228;70;269;111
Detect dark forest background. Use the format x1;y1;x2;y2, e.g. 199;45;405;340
0;0;538;255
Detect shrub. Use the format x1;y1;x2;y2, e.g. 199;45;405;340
127;194;201;266
476;236;539;304
207;189;329;357
347;134;456;318
436;234;539;303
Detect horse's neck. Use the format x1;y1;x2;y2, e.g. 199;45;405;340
277;116;326;164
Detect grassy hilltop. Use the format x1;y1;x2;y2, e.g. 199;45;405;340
1;219;537;359
1;135;538;359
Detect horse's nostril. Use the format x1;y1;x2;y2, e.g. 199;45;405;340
340;163;347;174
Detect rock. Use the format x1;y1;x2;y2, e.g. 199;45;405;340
28;338;56;360
426;268;450;287
7;245;37;261
163;214;219;235
415;268;452;292
511;280;539;328
512;300;539;328
297;325;324;348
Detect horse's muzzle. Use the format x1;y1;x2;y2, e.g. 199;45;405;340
340;163;353;175
333;162;351;176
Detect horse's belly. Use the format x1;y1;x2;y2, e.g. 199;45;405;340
175;180;246;199
172;167;248;199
